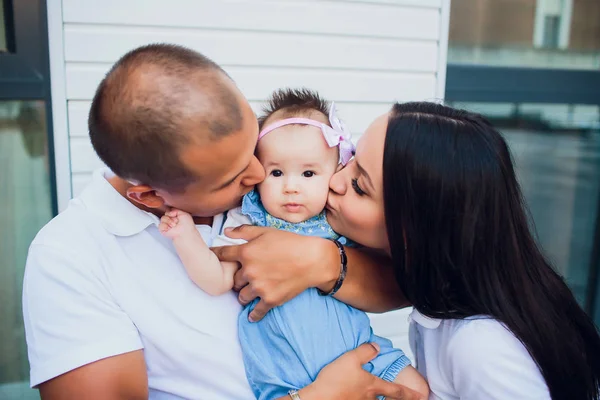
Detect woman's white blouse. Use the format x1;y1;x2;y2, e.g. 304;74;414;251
409;310;550;399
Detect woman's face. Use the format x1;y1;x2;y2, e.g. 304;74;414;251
326;113;389;253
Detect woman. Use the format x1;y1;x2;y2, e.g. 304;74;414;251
325;102;600;399
218;102;600;399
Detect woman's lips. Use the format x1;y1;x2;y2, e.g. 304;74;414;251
325;200;335;213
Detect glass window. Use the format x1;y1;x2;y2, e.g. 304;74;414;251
447;101;600;306
542;15;560;49
0;100;51;400
448;0;600;70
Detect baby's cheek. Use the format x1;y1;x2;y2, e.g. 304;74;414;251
257;177;274;195
313;178;331;207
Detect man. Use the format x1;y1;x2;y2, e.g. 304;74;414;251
23;44;414;399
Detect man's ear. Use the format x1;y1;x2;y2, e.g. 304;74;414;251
126;185;166;209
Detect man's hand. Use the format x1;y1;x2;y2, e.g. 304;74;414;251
299;343;426;400
211;225;337;322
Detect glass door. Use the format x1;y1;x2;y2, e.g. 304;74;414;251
0;0;54;398
445;0;600;324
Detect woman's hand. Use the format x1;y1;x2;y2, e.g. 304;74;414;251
299;343;426;400
211;225;338;322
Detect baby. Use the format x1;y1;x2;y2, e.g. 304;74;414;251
160;88;428;399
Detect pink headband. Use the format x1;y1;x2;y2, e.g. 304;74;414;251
258;102;355;165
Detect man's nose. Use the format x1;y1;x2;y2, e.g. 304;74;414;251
241;156;265;187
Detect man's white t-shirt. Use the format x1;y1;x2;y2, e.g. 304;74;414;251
23;169;255;399
409;309;550;400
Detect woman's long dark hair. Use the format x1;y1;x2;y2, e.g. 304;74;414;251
383;102;600;400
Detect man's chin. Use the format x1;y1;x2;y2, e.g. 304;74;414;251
186;193;247;218
205;200;244;217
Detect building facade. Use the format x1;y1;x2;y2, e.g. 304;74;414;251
1;0;451;397
2;1;600;398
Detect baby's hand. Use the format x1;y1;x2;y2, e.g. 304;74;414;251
159;209;196;240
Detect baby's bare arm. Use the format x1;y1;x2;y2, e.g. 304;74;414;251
159;210;236;296
393;366;429;399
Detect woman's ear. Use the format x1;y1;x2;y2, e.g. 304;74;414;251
126;185;165;209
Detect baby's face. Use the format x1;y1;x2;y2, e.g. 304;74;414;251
256;124;339;223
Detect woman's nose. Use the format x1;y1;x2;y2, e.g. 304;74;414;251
329;168;347;195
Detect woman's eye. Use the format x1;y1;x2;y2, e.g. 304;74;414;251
351;178;366;196
271;170;283;177
303;171;315;178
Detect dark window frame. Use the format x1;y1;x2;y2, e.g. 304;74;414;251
1;0;17;53
446;65;600;105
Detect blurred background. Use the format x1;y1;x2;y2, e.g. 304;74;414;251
444;0;600;312
1;0;598;398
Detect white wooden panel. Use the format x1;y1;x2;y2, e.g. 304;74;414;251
66;64;437;103
69;100;393;138
248;102;394;136
339;0;441;7
63;0;441;40
53;0;449;355
336;103;394;133
71;173;93;197
388;334;413;363
70;138;104;173
435;0;451;99
64;26;438;73
369;308;412;338
370;308;414;362
68;101;90;137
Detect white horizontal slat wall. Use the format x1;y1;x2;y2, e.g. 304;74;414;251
51;0;451;362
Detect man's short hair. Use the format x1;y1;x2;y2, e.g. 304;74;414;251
258;88;330;130
88;43;242;192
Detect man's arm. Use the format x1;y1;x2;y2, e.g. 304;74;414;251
212;226;408;322
24;243;145;396
39;351;148;400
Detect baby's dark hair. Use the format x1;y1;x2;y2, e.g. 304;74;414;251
258;88;331;130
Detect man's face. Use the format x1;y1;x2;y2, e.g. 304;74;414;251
155;99;265;217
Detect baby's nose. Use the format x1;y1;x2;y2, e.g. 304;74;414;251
283;179;300;194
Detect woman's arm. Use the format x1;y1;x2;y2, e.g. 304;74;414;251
273;343;425;400
318;239;408;312
212;225;408;322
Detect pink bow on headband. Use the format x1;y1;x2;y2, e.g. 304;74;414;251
258;102;356;165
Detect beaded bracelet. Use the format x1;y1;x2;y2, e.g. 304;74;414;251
317;239;347;296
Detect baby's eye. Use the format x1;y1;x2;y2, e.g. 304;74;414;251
303;171;315;178
271;170;283;177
